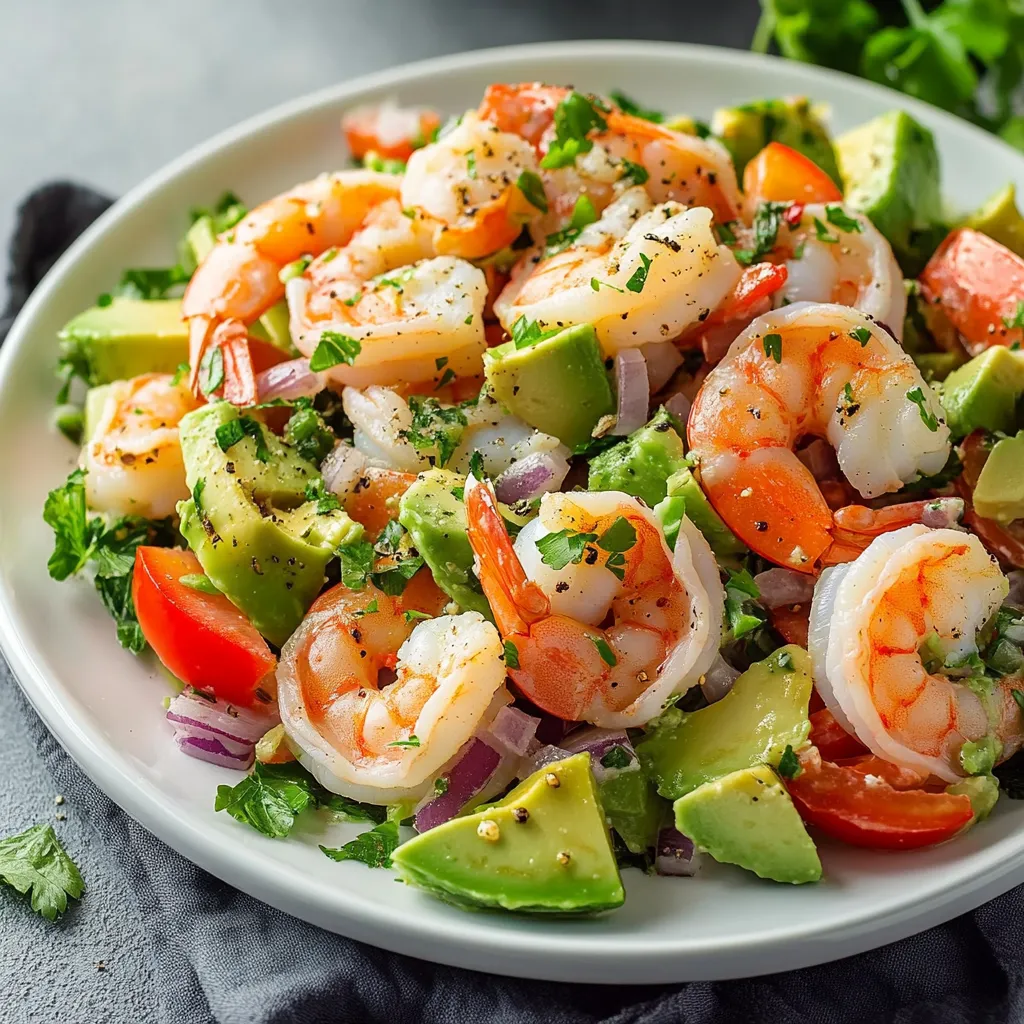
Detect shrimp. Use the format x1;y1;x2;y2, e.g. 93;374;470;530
769;203;906;336
400;111;542;260
494;188;741;355
83;372;200;518
808;524;1024;782
182;169;402;397
687;302;951;572
465;480;724;726
277;582;510;804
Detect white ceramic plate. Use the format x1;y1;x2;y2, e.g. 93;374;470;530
3;41;1024;984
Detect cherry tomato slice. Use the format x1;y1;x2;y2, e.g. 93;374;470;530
342;105;441;162
808;708;868;761
743;142;843;206
785;750;974;850
133;547;276;706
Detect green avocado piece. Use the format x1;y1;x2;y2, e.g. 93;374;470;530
947;774;999;822
973;433;1024;522
653;468;747;562
939;347;1024;439
83;384;113;445
712;97;840;185
58;298;187;384
483;323;614;450
177;402;361;645
638;645;813;800
587;408;687;509
966;184;1024;259
598;769;668;855
836;110;944;275
392;753;624;913
674;765;821;884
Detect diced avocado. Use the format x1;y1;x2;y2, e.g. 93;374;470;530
973;433;1024;522
712;97;840;185
598;769;667;855
398;468;490;616
674;765;821;884
177;402;361;645
587;408;687;509
654;468;747;561
483;324;614;449
939;347;1024;439
83;384;113;445
913;351;966;384
186;213;294;354
947;773;999;822
836;110;944;275
638;645;812;800
58;298;187;384
391;753;624;913
966;184;1024;259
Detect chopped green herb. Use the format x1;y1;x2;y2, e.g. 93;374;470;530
337;540;375;590
370;555;425;596
1003;301;1024;330
590;278;624;293
515;170;548;212
433;777;449;796
436;367;456;390
906;386;940;431
544;195;599;256
619;159;650;186
503;640;520;669
388;735;421;748
732;200;789;265
363;152;407;174
813;218;839;244
465;150;477;180
540;92;608;169
310;331;361;371
115;265;189;300
403;609;431;624
536;528;598;570
198;345;225;397
435;356;449;371
468;450;486;480
625;253;653;294
600;745;633;769
96;293;112;308
762;332;783;363
777;744;802;780
717;220;739;245
0;824;84;922
824;205;863;233
850;326;872;346
279;255;312;283
724;567;765;640
511;315;559;349
304;479;341;514
215;415;270;462
1014;689;1024;713
320;820;399;869
589;634;618;666
609;90;664;122
170;362;190;387
597;516;637;554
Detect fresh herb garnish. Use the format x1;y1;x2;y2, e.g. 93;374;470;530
813;217;840;244
588;634;618;666
0;824;84;921
370;556;425;597
198;345;225;397
304;479;341;514
468;450;486;481
733;200;789;265
310;331;362;371
540;92;608;169
115;265;190;300
600;745;633;769
724;567;765;640
625;253;653;294
403;396;467;467
387;735;421;748
170;362;190;387
279;255;312;283
215;415;270;462
824;205;863;233
516;170;548;212
510;315;559;349
762;332;783;363
320;820;400;869
619;159;650;186
544;195;599;256
906;386;940;431
503;640;520;670
337;540;375;590
850;326;872;346
777;744;802;780
403;609;431;624
609;90;664;122
536;528;599;571
590;277;624;293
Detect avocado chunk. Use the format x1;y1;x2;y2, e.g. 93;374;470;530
939;346;1024;439
836;110;944;275
638;645;812;800
654;468;747;562
966;184;1024;259
598;769;667;855
947;773;999;822
674;765;821;884
712;97;840;185
391;753;624;913
973;433;1024;522
587;408;687;508
83;384;113;445
58;298;187;385
177;402;361;645
483;323;614;449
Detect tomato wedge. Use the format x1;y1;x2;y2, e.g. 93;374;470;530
342;104;441;162
743;142;843;206
133;547;276;706
344;468;417;540
919;228;1024;355
785;750;974;849
808;708;868;761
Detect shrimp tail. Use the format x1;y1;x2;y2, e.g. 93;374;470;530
190;319;259;407
825;498;967;565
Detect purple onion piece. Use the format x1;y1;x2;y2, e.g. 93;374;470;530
700;654;741;704
562;726;639;782
655;825;700;877
175;734;254;770
921;497;965;529
611;349;650;436
256;358;323;402
753;567;816;609
642;341;683;393
493;451;570;505
413;738;502;832
663;391;691;427
521;743;572;778
167;691;275;744
484;705;541;757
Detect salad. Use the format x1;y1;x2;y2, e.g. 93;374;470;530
44;83;1024;915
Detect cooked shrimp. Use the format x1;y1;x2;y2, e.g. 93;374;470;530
465;480;724;726
688;302;950;572
494;188;741;355
770;203;905;335
277;580;510;803
182;170;401;396
401;111;541;260
809;525;1023;782
83;373;200;518
342;99;440;162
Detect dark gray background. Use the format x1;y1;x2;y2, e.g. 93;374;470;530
0;2;757;1021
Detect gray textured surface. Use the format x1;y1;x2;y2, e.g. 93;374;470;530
0;2;757;1021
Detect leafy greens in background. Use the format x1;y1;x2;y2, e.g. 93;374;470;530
754;0;1024;151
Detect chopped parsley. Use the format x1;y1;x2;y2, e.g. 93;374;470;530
0;824;84;921
849;326;872;346
733;201;788;265
590;277;624;293
813;218;839;244
503;640;521;670
198;345;225;397
600;744;633;769
536;528;598;570
589;634;618;666
544;195;599;256
777;744;802;780
1003;301;1024;330
597;516;637;581
279;255;312;283
387;735;421;748
619;159;650;186
609;90;664;122
337;540;375;590
375;519;406;556
433;778;449;796
320;819;400;869
370;555;425;597
403;396;467;467
465;150;477;180
284;405;336;467
170;362;190;387
436;367;456;390
304;479;341;514
215;415;270;462
625;253;653;294
762;332;783;363
540;92;608;169
724;567;765;640
906;386;940;431
115;265;190;300
468;450;486;481
515;170;548;213
717;220;739;246
403;609;431;624
309;331;361;371
824;205;863;233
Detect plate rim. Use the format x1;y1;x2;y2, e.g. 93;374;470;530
3;38;1024;984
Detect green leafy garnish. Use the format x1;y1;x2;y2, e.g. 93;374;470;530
284;405;336;467
403;609;431;624
320;820;399;869
544;195;599;256
304;479;341;514
588;634;618;666
510;315;559;350
813;218;839;244
536;528;598;570
279;255;312;283
115;265;190;300
850;326;872;346
540;92;608;169
1003;301;1024;330
337;540;375;590
198;345;225;397
310;331;361;371
503;640;520;670
732;200;789;266
433;778;449;796
625;253;653;294
600;745;633;770
375;519;406;556
370;556;425;597
619;159;650;186
590;278;624;293
402;396;467;467
387;735;421;748
724;567;765;640
0;824;84;921
597;516;637;554
363;152;407;174
215;415;270;462
609;90;664;122
824;205;863;233
170;362;190;387
777;744;803;780
906;386;940;431
468;450;486;481
762;332;783;363
516;170;548;212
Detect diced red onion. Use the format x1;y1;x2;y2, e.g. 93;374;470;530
522;743;572;777
494;451;570;505
921;497;965;529
413;737;502;832
321;442;367;497
256;358;323;402
796;439;837;482
483;705;540;757
655;825;700;877
700;654;741;704
754;567;816;609
166;690;278;770
1007;571;1024;608
642;342;683;393
612;349;650;436
663;391;692;427
562;726;639;782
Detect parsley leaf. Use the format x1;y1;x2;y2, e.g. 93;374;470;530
215;415;270;462
370;556;425;596
402;396;467;467
597;516;638;554
115;265;189;300
762;332;783;363
619;159;650;186
544;195;599;256
310;331;362;371
0;824;84;921
536;528;598;570
609;90;664;122
387;735;421;748
337;540;375;590
625;253;653;294
600;744;633;769
850;326;872;346
824;205;863;233
724;567;765;640
777;744;803;780
43;468;103;580
198;345;225;397
906;386;940;431
588;634;618;666
516;170;548;212
813;217;839;244
320;820;399;869
284;406;336;467
503;640;520;669
510;315;559;349
304;479;341;514
540;92;608;169
733;200;789;265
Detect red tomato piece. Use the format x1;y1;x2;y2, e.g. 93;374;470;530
743;142;843;206
133;547;276;706
919;228;1024;355
712;262;789;323
342;105;441;162
809;708;868;761
344;468;417;541
767;602;810;648
785;750;974;850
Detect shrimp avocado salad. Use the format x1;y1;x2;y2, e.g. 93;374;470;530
43;83;1024;915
